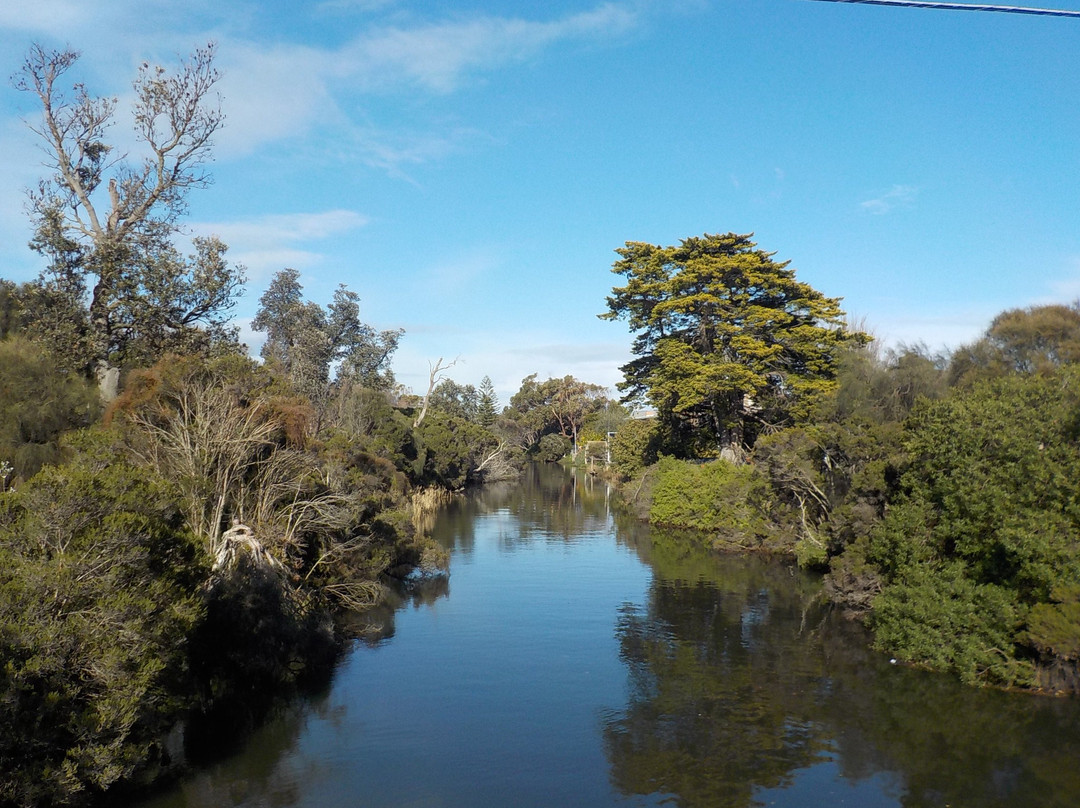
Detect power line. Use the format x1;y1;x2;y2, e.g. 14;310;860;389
806;0;1080;17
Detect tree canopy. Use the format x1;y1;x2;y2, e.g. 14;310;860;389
601;232;865;458
252;268;402;403
15;44;242;396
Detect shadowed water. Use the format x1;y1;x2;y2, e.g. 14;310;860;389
130;463;1080;808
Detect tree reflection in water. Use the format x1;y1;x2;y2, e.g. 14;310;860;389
604;527;1080;808
604;534;832;807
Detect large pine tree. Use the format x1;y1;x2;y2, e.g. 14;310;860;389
601;232;865;459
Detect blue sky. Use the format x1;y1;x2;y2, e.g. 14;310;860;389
2;0;1079;401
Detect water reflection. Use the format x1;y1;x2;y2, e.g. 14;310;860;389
602;522;1080;808
125;463;1080;808
604;539;832;807
438;463;614;555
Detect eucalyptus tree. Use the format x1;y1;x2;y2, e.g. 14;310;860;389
15;43;243;396
601;232;866;459
949;303;1080;387
504;373;608;454
253;269;402;406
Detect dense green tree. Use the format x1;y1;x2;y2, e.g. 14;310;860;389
949;303;1080;387
0;433;205;805
413;412;502;489
477;375;499;427
601;232;866;459
0;281;22;340
428;379;480;422
608;417;658;479
252;269;402;405
503;373;608;455
548;375;608;453
15;45;243;396
861;368;1080;688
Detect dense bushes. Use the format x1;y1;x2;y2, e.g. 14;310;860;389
0;338;99;481
856;370;1080;688
611;309;1080;692
0;343;467;803
0;435;205;805
648;456;767;550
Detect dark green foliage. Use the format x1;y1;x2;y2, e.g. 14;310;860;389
1025;585;1080;664
428;379;480;422
331;386;417;466
253;270;402;405
0;281;24;340
870;564;1031;687
0;433;205;806
0;337;100;481
413;412;500;489
188;554;333;712
863;369;1080;687
533;433;571;463
477;376;498;427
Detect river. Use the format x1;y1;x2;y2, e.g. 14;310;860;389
132;463;1080;808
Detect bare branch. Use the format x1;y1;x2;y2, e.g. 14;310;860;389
413;356;460;428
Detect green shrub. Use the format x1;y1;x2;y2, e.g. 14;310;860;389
533;433;571;463
0;337;99;481
609;418;658;479
649;456;766;548
0;434;205;805
869;563;1032;688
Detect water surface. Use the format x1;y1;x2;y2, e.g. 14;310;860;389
134;463;1080;808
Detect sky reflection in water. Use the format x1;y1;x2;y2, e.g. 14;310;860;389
129;464;1080;808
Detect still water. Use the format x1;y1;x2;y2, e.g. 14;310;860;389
136;463;1080;808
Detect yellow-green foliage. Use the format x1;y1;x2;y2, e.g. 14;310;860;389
648;456;766;548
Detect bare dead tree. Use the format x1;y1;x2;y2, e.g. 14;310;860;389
413;356;459;428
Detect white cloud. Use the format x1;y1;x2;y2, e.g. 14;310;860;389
1045;257;1080;303
861;184;918;215
5;3;641;173
335;4;639;94
207;3;639;161
214;42;340;157
189;209;369;280
0;2;93;35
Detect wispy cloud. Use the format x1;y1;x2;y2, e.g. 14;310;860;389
861;184;918;215
0;2;94;36
316;0;399;13
4;3;642;175
189;209;369;280
334;4;639;94
1041;256;1080;303
418;248;502;296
